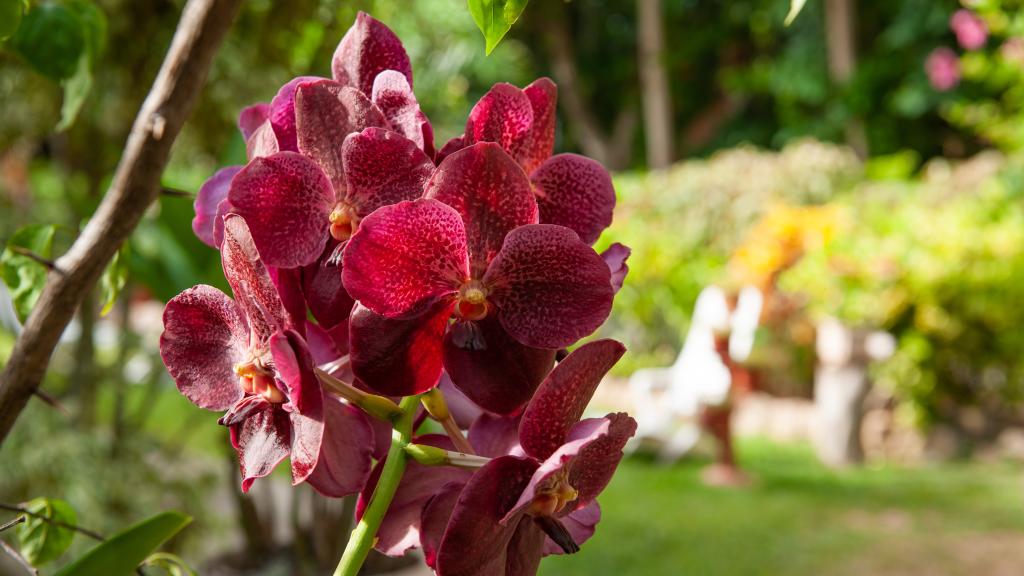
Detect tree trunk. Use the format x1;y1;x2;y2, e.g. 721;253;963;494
825;0;867;156
637;0;674;169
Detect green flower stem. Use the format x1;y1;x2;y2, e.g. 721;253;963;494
333;394;421;576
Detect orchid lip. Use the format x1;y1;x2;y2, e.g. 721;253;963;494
455;280;489;321
330;202;358;240
234;357;286;404
527;471;578;517
534;515;581;554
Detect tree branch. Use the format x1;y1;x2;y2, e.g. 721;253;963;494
0;0;244;446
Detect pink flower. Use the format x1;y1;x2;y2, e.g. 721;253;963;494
951;9;988;51
926;47;961;91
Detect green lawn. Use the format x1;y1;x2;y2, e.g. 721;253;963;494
541;440;1024;576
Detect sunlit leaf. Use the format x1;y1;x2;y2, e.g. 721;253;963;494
16;498;77;567
53;511;191;576
467;0;529;55
57;55;93;131
99;242;129;316
10;3;86;80
143;552;197;576
1;224;57;322
0;0;29;40
785;0;809;26
57;1;107;131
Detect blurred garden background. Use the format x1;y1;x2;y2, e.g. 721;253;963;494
4;0;1024;574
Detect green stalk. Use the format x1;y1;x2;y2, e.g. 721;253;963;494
333;394;421;576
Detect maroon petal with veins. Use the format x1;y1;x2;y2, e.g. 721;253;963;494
434;135;465;165
332;11;412;96
443;315;555;416
305;322;344;367
372;70;435;157
464;83;534;159
435;456;540;576
421;481;465;570
484;224;613;349
469;412;523;458
212;199;231;247
357;434;473;556
530;153;615;245
295;80;387;194
424;143;538;276
543;501;600;556
341;127;433;217
600;242;631;294
342;199;467;318
348;301;451;396
438;373;483;430
520;78;557;174
506;414;636;521
230;401;292;493
192;166;240;248
519;339;625;460
272;330;325;486
238;102;270;141
307;396;375;497
246;120;280;160
160;285;247;411
269;75;321;152
228;152;334;269
269;266;307;332
220;214;290;342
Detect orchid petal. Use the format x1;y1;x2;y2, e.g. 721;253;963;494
348;301;451;396
300;243;354;330
227;151;334;269
238;102;270;141
341;127;433;217
543;502;600;556
421;481;464;570
160;285;247;411
468;412;523;458
192;166;241;248
531;153;615;245
424;143;538;275
520;78;557;174
372;70;435;157
231;401;291;493
519;339;625;460
342;199;467;318
220;215;290;342
434;135;465;165
600;242;631;294
307;396;375;497
245;120;280;160
295;79;387;194
484;224;613;349
464;83;534;160
332;11;412;96
438;373;483;430
269;75;322;152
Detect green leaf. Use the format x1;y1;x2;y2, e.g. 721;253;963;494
0;0;29;40
53;511;191;576
11;3;87;80
16;497;78;567
785;0;809;26
143;552;197;576
467;0;529;55
98;242;129;316
1;224;57;322
57;1;107;131
57;53;93;131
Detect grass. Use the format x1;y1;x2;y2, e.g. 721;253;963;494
540;439;1024;576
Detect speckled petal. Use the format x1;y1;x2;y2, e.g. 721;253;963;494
269;75;322;152
193;166;241;248
220;215;290;342
227;151;334;269
295;80;387;194
332;11;412;96
342;127;433;217
434;135;466;165
245;120;280;160
342;199;467;318
424;143;537;275
531;153;615;245
372;70;434;157
464;83;534;160
436;456;540;576
484;224;613;349
600;242;630;294
520;78;557;174
357;434;473;557
443;315;555;416
238;102;270;141
160;285;247;411
307;396;375;498
348;301;451;396
231;401;291;493
519;339;625;460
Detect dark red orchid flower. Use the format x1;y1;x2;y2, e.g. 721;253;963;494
160;215;372;496
422;339;633;575
342;142;613;413
441;79;617;246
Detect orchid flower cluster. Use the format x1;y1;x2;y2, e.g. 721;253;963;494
159;12;635;576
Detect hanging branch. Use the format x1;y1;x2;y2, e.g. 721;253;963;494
0;0;244;447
